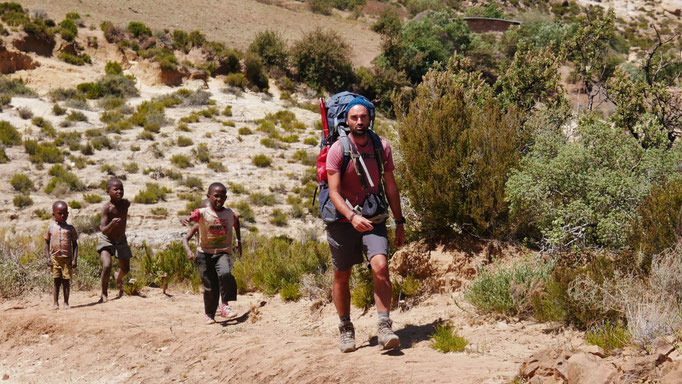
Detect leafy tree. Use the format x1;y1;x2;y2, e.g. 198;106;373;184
506;114;682;250
248;30;288;70
290;28;354;92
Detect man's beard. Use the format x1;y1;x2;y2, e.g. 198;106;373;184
351;126;367;136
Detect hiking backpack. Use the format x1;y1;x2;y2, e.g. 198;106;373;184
314;91;385;223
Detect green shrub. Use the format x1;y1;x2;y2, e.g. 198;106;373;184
59;18;77;41
138;241;201;291
252;154;272;168
72;213;101;235
250;192;276;206
0;121;21;145
66;111;88;122
127;21;151;38
151;207;168;216
229;182;248;195
270;209;288;226
307;0;333;15
303;137;317;145
627;178;682;273
351;267;374;310
68;200;82;209
290;28;354;91
193;143;210;163
0;76;35;97
279;281;301;301
58;52;92;66
507;115;682;250
52;104;66;116
585;322;631;355
238;127;253;135
137;131;154;141
133;182;171;204
44;164;84;193
465;258;553;316
24;140;64;164
17;107;32;119
429;324;468;353
183;176;203;190
105;61;123;75
83;193;102;203
34;208;51;220
10;173;33;192
244;53;269;91
76;74;138;100
398;60;521;236
231;234;330;296
249;30;288;69
222;105;232;116
176;136;193;147
225;73;247;89
233;200;255;224
170;154;191;168
207;161;225;172
0;148;7;163
13;194;33;208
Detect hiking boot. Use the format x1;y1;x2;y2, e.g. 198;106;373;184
377;318;400;350
338;321;356;353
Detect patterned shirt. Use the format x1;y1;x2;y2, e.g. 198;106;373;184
190;207;235;254
44;221;78;258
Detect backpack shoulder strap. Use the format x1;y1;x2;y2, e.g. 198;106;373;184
338;129;352;179
368;130;385;177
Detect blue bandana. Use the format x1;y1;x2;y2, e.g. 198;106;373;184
345;97;374;118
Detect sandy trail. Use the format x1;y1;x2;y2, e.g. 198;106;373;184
0;288;580;383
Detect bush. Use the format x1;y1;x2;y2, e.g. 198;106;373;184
170;154;192;168
233;200;255;224
207;161;225;172
0;76;35;97
465;258;553;316
398;61;522;236
151;207;168;216
138;242;201;292
66;110;88;122
133;183;171;204
248;29;288;70
105;61;123;75
238;127;253;135
627;178;682;273
58;52;92;66
585;322;630;355
13;194;33;208
270;209;288;226
68;200;82;209
10;173;33;192
0;121;21;145
82;193;102;203
231;234;330;297
429;324;468;353
17;107;32;119
127;21;151;38
59;18;77;41
0;148;7;163
506;115;682;250
24;140;64;164
225;73;247;90
44;164;84;193
351;267;374;310
183;176;203;190
52;104;66;116
250;192;276;206
252;154;272;168
290;28;354;92
176;136;193;147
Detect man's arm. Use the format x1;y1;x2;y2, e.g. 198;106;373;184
383;170;405;247
328;170;374;232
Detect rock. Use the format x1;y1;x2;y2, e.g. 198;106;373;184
0;45;39;74
566;352;608;384
660;360;682;384
579;344;606;358
652;337;676;357
57;42;78;56
12;33;55;57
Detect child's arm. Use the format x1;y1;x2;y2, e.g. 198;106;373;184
100;204;121;236
182;225;198;261
234;214;242;257
71;230;78;268
45;238;52;267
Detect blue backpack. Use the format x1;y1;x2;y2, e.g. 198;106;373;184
314;92;385;224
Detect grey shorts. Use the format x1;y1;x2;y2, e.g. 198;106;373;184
326;221;388;271
97;233;133;260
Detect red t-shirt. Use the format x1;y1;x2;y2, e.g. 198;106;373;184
326;134;395;207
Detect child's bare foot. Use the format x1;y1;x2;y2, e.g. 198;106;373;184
63;303;70;310
52;303;59;310
117;289;124;298
98;295;108;303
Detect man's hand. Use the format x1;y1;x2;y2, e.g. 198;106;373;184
185;250;195;261
394;224;405;247
72;259;77;268
351;215;374;232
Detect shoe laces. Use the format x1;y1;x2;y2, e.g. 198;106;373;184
378;318;394;335
339;322;354;342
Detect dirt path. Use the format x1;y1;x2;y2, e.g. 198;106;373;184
0;288;581;383
13;0;382;67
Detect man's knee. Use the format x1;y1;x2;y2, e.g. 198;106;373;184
333;269;351;285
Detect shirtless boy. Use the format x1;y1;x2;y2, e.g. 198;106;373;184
97;178;132;302
45;201;78;309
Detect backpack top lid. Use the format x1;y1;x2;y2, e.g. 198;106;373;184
326;91;375;133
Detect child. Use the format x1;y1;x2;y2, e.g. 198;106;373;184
44;201;78;310
97;178;132;303
182;182;240;324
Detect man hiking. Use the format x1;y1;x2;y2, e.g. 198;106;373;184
325;96;406;352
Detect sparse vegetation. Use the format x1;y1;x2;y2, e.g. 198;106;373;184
429;324;469;353
133;183;171;204
10;173;33;193
252;154;272;168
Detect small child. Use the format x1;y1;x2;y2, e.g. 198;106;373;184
97;178;132;303
182;182;240;324
44;201;78;310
